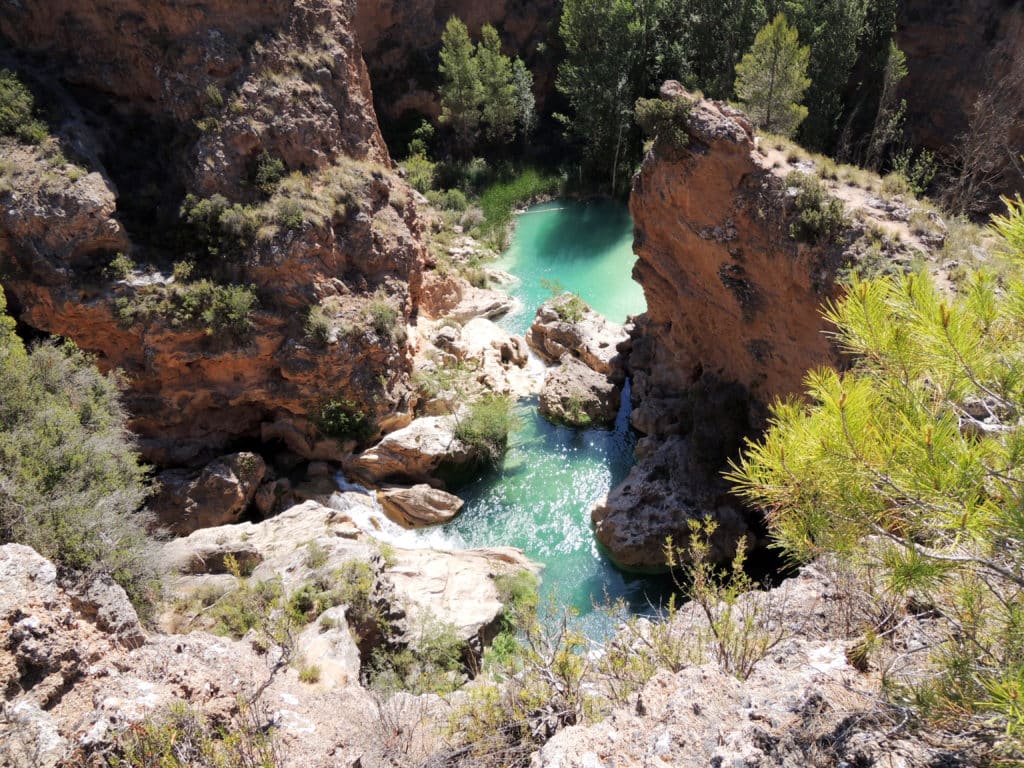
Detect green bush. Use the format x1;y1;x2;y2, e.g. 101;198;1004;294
315;398;375;444
274;198;305;231
634;96;692;149
478;169;562;247
362;293;402;344
402;153;436;194
368;617;467;695
0;289;156;612
108;700;281;767
551;292;589;323
181;194;259;261
210;577;283;638
455;393;516;466
0;69;48;144
253;151;286;196
105;253;135;281
726;195;1024;748
116;280;257;339
303;304;332;347
786;171;848;244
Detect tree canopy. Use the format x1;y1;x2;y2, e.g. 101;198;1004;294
734;14;811;137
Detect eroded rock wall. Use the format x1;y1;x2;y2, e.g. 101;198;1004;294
0;0;426;465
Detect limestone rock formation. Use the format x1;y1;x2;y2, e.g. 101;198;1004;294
539;355;621;429
378;484;465;528
150;452;267;535
351;415;478;485
159;497;539;650
0;0;425;467
526;294;629;379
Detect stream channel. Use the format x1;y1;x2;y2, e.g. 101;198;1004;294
341;199;676;636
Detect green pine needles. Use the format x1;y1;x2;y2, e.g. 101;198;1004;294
727;194;1024;750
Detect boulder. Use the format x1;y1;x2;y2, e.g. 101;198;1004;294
539;355;621;428
526;294;628;378
447;284;516;322
150;452;267;535
378;484;465;528
351;416;477;485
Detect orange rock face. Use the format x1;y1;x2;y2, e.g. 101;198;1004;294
0;0;425;466
630;84;846;413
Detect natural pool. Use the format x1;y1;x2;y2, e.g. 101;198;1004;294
443;198;673;633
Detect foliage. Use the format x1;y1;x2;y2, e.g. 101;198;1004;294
303;304;332;347
438;17;484;154
315;398;375;444
727;196;1024;746
478;169;561;246
511;58;537;141
362;292;402;344
634;96;692;150
181;193;259;262
368;617;467;695
556;0;686;193
890;147;937;198
734;14;811;138
495;571;540;629
454;393;516;467
105;252;136;281
786;171;848;244
108;700;281;768
253;152;286;196
210;575;283;639
0;69;48;144
0;290;156;611
402;153;436;194
116;280;257;339
551;292;589;324
476;25;518;144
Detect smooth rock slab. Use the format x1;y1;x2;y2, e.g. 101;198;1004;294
378;484;465;528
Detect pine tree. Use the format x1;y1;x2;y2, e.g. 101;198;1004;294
734;14;811;137
438;17;483;155
476;25;518;143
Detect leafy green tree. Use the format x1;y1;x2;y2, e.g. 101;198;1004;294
476;25;518;143
688;0;769;98
0;286;156;610
0;69;48;144
727;196;1024;745
438;17;483;155
511;57;537;141
557;0;686;192
734;14;811;136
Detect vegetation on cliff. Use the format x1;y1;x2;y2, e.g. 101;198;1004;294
0;287;155;610
729;194;1024;753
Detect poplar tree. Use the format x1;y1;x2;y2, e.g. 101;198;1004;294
476;25;518;143
734;14;811;137
438;17;483;154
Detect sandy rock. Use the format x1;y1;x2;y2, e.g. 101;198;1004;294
378;484;465;528
66;574;146;650
539;355;621;428
526;294;628;378
295;606;362;689
447;285;516;322
352;416;478;485
150;452;267;535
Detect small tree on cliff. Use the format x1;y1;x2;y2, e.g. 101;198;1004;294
734;14;810;137
438;17;483;155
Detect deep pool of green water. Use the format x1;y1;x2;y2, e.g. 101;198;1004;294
443;199;674;635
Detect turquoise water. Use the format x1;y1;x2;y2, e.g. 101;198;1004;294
443;199;672;633
492;199;647;336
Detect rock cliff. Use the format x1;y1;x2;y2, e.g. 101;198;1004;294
0;0;426;465
598;83;928;568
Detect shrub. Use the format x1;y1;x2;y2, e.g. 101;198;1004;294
303;304;332;347
634;96;692;149
108;700;281;768
363;293;401;343
274;198;305;231
402;153;436;194
202;283;257;338
315;398;375;444
0;70;48;144
210;575;282;638
727;196;1024;747
297;663;321;684
454;393;516;466
552;292;588;323
172;260;194;282
786;171;848;244
368;617;467;695
253;152;286;196
0;291;156;613
115;280;256;339
181;194;259;261
105;252;135;280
